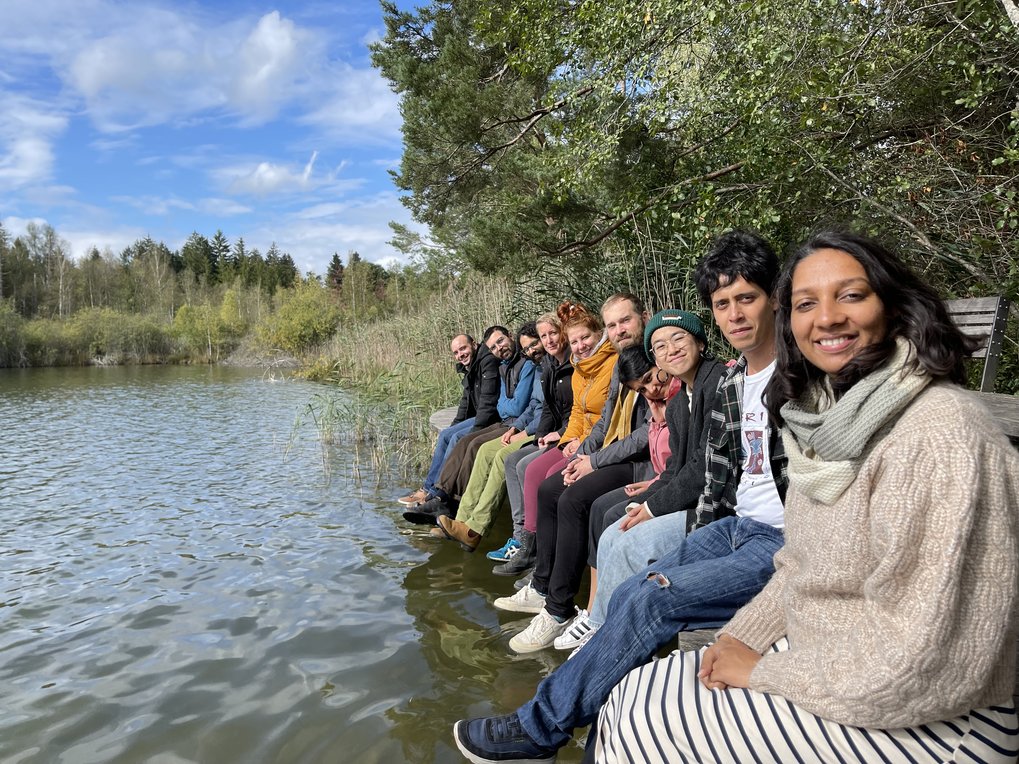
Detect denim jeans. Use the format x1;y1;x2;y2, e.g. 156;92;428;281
422;417;475;496
516;515;784;750
589;510;688;626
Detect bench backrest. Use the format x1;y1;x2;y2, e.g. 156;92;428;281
945;296;1011;393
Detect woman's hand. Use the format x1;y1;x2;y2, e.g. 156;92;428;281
538;432;561;448
500;427;518;446
623;480;651;497
698;635;761;691
619;502;652;531
561;438;580;458
509;430;529;443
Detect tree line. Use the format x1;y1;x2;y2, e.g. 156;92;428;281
0;220;449;368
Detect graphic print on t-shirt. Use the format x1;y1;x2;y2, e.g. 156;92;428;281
745;429;765;474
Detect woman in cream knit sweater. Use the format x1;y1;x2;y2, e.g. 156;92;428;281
595;232;1019;763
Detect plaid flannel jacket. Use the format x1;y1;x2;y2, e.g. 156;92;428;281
688;355;789;532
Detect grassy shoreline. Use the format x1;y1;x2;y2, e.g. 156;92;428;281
301;274;516;479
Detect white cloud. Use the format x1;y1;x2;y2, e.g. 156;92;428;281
247;191;421;275
230;12;306;124
218;151;320;197
0;92;67;190
113;195;196;216
298;65;401;143
199;198;252;217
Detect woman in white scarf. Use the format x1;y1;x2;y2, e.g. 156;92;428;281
593;232;1019;763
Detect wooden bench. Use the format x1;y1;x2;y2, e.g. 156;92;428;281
946;296;1018;443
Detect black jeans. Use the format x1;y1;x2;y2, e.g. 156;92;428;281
532;462;635;619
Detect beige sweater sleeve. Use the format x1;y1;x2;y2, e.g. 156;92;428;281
718;545;793;652
740;391;1019;728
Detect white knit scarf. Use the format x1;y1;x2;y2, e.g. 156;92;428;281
780;338;930;505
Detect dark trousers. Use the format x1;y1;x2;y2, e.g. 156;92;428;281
435;423;508;500
532;462;635;619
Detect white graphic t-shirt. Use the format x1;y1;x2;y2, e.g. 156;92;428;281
734;360;784;529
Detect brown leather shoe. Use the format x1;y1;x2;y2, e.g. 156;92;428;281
429;527;446;539
437;515;480;552
398;488;430;507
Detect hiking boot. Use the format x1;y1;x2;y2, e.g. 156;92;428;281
397;488;429;507
402;496;451;525
492;529;535;576
437;515;480;552
509;608;570;654
513;570;533;591
453;713;556;763
553;609;598;650
493;582;545;614
486;536;521;562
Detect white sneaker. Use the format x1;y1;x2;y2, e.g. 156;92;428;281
553;609;599;650
493;583;545;614
509;608;570;654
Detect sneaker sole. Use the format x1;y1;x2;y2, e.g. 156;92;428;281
492;599;544;615
452;721;556;764
509;634;560;654
491;563;533;577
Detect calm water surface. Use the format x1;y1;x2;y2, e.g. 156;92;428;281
0;366;582;764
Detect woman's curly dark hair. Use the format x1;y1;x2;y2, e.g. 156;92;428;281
765;231;978;426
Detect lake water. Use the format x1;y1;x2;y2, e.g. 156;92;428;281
0;366;583;764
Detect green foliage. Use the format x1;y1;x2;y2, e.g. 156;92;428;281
0;299;26;366
372;0;1019;307
255;280;342;354
172;303;234;362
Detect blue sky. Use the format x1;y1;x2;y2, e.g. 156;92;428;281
0;0;421;277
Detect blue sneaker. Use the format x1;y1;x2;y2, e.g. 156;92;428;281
453;714;557;763
486;536;520;562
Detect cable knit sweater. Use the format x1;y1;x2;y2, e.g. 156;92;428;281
721;383;1019;728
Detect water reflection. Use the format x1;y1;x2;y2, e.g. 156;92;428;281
0;366;585;763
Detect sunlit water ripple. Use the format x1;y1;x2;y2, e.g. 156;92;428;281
0;366;580;764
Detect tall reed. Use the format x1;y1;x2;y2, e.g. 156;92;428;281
306;273;516;481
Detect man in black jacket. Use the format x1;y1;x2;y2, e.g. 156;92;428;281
398;330;502;507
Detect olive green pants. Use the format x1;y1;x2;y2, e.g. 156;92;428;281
456;435;534;536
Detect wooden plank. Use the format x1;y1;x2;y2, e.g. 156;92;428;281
946;296;1006;313
429;406;459;432
977;392;1019;443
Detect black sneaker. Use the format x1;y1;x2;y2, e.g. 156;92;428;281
453;714;557;763
493;529;535;576
402;496;448;525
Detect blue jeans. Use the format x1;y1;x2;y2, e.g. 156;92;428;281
516;515;784;750
590;510;688;627
423;418;475;496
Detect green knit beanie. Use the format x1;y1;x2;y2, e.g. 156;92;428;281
643;309;707;361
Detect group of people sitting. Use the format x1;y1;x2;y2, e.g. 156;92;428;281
396;229;1019;763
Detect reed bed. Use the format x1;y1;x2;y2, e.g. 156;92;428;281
306;274;516;481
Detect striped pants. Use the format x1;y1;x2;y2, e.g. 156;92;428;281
595;640;1019;763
